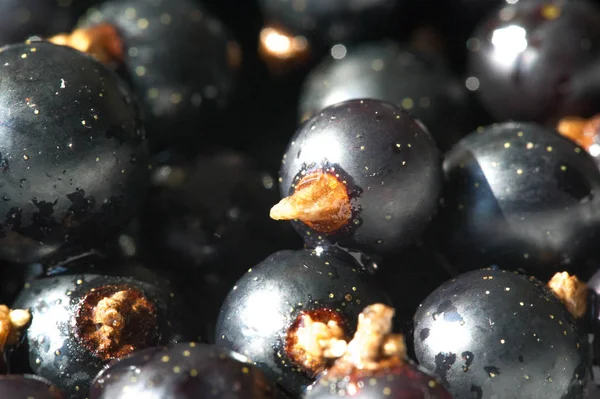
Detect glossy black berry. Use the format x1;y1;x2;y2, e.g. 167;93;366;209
77;0;240;146
90;343;284;399
437;122;600;279
257;0;396;45
0;374;63;398
413;269;588;399
10;260;199;398
142;147;301;335
299;41;470;151
271;99;442;257
215;248;390;396
467;0;600;123
0;42;148;265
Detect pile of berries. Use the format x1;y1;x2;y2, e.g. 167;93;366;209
2;0;600;398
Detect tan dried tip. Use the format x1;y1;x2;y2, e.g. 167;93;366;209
270;172;352;233
285;308;348;376
75;285;157;360
0;305;31;352
48;23;124;64
548;272;589;319
338;303;406;372
557;115;600;152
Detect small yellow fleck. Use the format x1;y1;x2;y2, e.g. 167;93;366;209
428;380;436;388
137;18;149;29
147;88;159;99
81;120;86;125
170;93;183;104
241;366;250;374
504;142;511;148
550;314;555;319
520;302;524;306
95;157;100;162
505;287;510;291
541;4;561;20
125;7;137;18
135;66;146;76
189;342;196;347
517;169;523;175
383;387;391;396
160;13;172;24
161;355;170;362
560;165;567;171
500;339;506;344
21;53;27;59
30;47;36;52
526;142;534;149
173;366;181;373
76;279;83;285
401;98;414;110
329;293;334;298
546;146;553;152
22;154;29;161
55;350;61;356
190;369;198;377
517;131;523;137
360;145;365;150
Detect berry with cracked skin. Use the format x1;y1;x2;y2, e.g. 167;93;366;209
215;248;390;396
50;0;241;147
10;260;199;398
298;40;470;151
467;0;600;123
0;41;148;265
271;99;442;257
437;122;600;279
413;268;589;399
89;343;285;399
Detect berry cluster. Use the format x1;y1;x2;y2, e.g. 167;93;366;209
1;0;600;398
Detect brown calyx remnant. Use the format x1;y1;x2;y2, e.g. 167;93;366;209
270;172;352;233
48;23;124;65
285;308;349;376
0;305;31;352
74;285;157;361
557;115;600;152
548;272;589;319
258;25;311;75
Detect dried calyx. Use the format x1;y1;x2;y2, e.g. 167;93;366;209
75;285;157;360
557;115;600;152
547;272;589;319
270;172;352;233
285;304;405;378
48;23;124;65
0;305;31;352
285;309;349;376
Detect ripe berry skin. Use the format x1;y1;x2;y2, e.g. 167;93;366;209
89;343;284;399
0;375;64;398
437;122;600;279
10;261;198;398
0;42;148;265
467;0;600;123
413;269;588;399
215;248;390;396
278;99;442;256
79;0;239;146
298;41;470;151
306;362;452;399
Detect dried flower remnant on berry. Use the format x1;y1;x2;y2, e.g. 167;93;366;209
285;308;349;376
49;23;124;65
74;285;158;360
270;172;352;233
557;115;600;153
547;272;589;319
